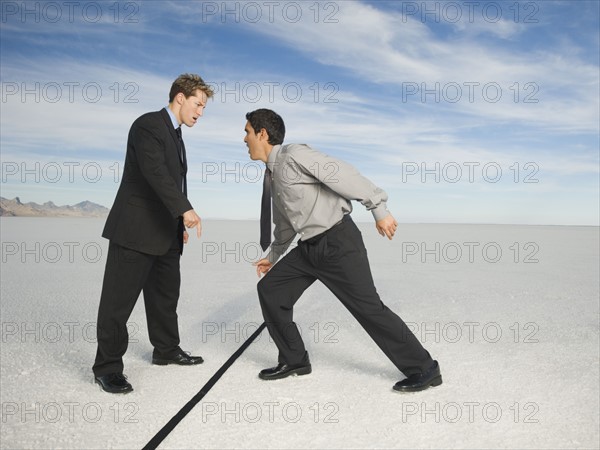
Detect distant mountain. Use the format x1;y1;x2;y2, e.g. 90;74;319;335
0;197;109;217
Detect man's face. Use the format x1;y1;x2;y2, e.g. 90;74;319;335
178;90;207;127
244;121;266;162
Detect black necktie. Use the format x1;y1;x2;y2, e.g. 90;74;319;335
175;126;185;162
175;127;186;195
260;168;272;251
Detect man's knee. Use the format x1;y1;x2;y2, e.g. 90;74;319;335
257;276;272;301
258;276;284;315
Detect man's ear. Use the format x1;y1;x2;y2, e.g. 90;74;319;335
259;128;270;142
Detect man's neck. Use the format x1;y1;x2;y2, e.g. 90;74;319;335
167;103;181;126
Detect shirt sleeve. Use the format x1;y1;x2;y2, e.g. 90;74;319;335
266;204;297;263
290;145;390;221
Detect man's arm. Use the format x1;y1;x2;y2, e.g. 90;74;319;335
132;121;202;237
265;205;296;263
291;145;391;222
132;122;192;219
253;205;296;277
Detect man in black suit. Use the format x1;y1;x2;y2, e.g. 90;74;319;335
93;74;214;394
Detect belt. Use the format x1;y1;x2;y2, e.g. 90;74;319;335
303;214;351;244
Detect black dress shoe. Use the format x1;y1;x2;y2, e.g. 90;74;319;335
152;350;203;366
259;362;312;380
393;361;442;392
95;373;133;394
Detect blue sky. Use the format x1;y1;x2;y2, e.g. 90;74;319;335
1;0;598;225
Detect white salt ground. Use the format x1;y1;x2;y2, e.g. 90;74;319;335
1;218;598;449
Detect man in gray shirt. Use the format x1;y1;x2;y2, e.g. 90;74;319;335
244;108;441;392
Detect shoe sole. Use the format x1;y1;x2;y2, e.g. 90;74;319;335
392;375;443;392
152;360;170;366
258;365;312;380
152;359;204;366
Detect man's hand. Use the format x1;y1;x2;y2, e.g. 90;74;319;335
376;214;398;240
182;209;202;238
253;258;273;277
183;230;189;244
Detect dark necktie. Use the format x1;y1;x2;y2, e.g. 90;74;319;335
175;127;186;195
175;126;185;162
260;168;272;251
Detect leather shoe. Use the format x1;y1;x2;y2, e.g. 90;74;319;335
152;349;203;366
393;361;442;392
259;362;312;380
95;373;133;394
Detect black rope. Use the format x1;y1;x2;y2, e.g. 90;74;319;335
142;322;267;450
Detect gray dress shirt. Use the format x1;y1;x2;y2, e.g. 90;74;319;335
265;143;390;263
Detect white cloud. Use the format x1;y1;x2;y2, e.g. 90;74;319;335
231;1;598;132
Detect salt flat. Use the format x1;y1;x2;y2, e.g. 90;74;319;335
1;218;598;449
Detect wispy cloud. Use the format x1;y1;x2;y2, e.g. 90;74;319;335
226;1;598;132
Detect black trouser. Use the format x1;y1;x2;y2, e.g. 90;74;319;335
93;240;182;376
257;216;433;376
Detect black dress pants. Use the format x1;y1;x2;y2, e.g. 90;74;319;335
257;216;433;376
93;239;182;376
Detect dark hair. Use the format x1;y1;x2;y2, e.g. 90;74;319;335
245;109;285;145
169;73;214;103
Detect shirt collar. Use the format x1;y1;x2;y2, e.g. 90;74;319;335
267;144;282;172
164;106;180;129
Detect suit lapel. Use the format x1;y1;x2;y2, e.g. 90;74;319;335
160;108;186;169
159;108;187;197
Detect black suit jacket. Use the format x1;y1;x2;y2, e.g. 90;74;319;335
103;108;193;255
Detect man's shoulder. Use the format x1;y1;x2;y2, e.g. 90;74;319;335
281;143;311;154
132;109;166;127
280;143;334;165
280;143;317;161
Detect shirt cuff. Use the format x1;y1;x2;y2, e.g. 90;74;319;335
266;249;280;264
371;203;390;222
